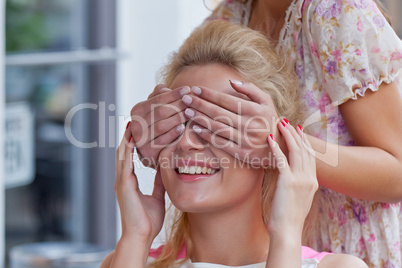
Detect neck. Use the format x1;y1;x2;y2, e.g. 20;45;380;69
249;0;293;40
187;196;269;266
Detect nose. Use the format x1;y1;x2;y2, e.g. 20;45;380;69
176;121;206;152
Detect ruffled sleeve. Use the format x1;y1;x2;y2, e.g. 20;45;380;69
305;0;402;105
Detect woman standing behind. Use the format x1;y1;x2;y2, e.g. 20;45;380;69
182;0;402;266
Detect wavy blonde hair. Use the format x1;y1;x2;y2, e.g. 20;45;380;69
150;20;306;268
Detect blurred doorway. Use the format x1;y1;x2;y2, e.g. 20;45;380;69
4;0;118;265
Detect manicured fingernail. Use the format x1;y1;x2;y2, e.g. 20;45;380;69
193;125;202;133
230;79;243;85
283;118;290;125
191;86;202;95
176;124;185;133
297;125;304;132
281;121;286;127
129;137;132;143
182;95;193;105
160;87;171;92
269;134;276;141
185;108;195;118
180;86;191;96
126;121;131;129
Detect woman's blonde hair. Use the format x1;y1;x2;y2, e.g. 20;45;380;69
151;20;304;267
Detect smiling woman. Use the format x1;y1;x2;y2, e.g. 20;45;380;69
100;21;367;268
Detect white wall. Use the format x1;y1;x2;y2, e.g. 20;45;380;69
116;0;213;244
0;0;5;266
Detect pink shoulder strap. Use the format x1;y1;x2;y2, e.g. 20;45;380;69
148;244;187;260
302;246;332;261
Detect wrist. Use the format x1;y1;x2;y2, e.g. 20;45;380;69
113;235;152;267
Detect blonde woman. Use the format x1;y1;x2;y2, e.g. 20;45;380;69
102;21;367;268
129;1;402;266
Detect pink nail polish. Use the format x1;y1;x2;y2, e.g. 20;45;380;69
283;118;290;125
193;125;202;134
129;137;132;143
269;134;276;141
185;108;195;118
297;125;304;132
126;122;131;129
230;80;243;85
191;86;202;95
182;95;193;105
180;86;191;96
176;124;185;133
281;121;286;127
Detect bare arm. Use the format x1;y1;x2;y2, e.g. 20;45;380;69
309;81;402;203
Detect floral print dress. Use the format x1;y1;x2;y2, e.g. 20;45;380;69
207;0;402;267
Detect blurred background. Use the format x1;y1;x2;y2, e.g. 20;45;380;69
0;0;401;267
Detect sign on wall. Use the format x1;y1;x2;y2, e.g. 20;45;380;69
4;102;35;188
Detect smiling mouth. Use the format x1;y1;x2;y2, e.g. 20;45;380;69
176;166;220;175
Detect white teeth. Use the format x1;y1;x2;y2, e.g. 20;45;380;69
196;166;202;174
177;166;218;175
202;167;207;174
189;166;196;174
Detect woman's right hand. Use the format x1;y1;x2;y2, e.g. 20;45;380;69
115;123;166;245
130;84;190;168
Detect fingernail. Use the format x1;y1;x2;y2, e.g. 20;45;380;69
160;87;171;92
191;86;202;95
176;124;185;133
129;137;132;143
297;125;304;132
230;79;243;85
180;86;191;96
283;118;290;125
281;121;286;127
269;134;276;141
182;95;193;105
193;125;202;133
126;121;131;129
185;108;195;118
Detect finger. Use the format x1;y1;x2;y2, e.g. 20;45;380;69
192;124;240;151
182;94;241;126
184;108;240;144
144;112;187;145
147;84;169;99
137;124;185;166
131;86;191;122
116;125;135;185
297;125;316;168
123;135;136;179
283;120;303;148
186;86;256;115
229;80;275;105
277;119;302;171
267;133;289;171
152;169;165;202
118;123;133;163
143;99;188;126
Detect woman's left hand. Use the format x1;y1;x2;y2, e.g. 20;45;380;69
182;80;278;167
267;120;318;237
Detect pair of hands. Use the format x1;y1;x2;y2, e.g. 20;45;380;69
115;82;318;246
130;81;279;168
